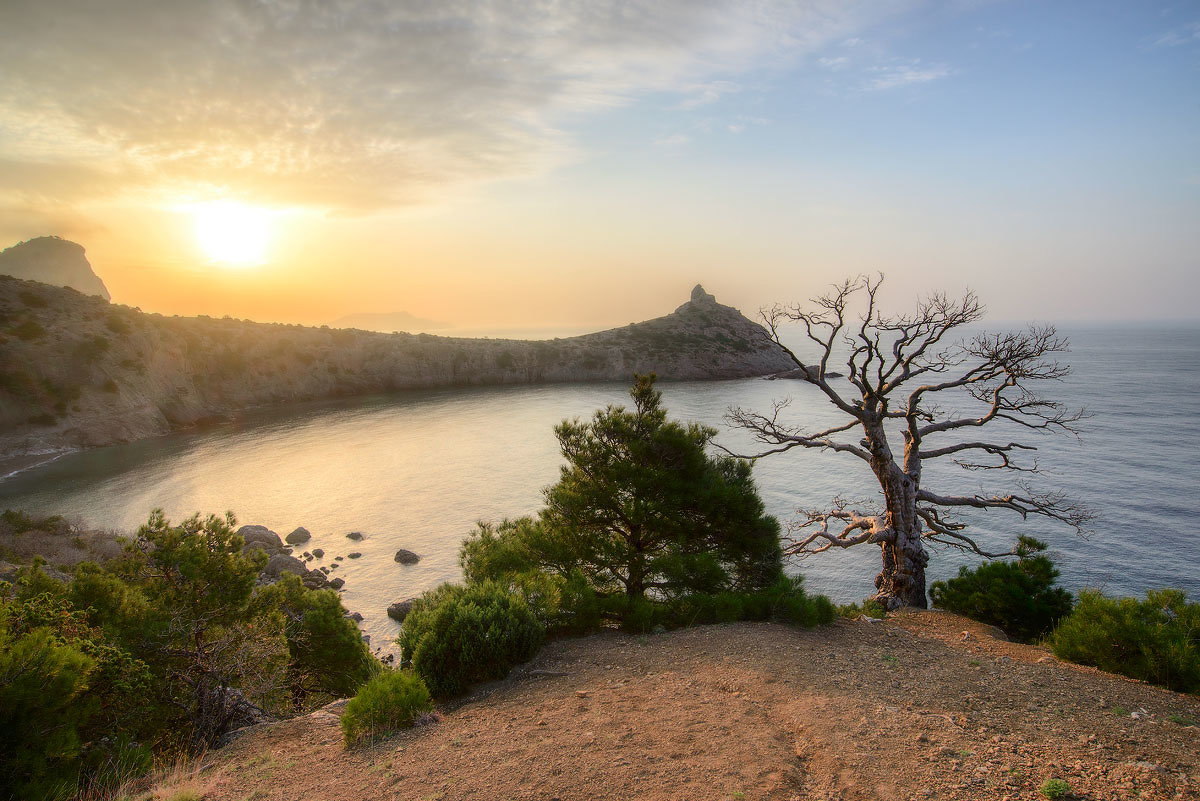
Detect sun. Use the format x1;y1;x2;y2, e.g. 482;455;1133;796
191;201;272;267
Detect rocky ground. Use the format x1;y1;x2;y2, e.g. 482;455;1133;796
173;612;1199;801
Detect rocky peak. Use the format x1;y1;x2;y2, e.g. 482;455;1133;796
690;284;717;305
0;236;110;300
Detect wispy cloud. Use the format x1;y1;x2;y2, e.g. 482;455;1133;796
655;133;692;147
866;60;954;90
0;0;912;213
1154;21;1200;47
818;56;850;69
674;80;741;110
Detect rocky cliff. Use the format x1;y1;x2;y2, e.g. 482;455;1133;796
0;278;793;459
0;237;111;300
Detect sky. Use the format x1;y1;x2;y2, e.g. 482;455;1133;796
1;0;1197;330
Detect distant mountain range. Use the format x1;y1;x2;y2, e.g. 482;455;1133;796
329;311;450;333
0;236;110;300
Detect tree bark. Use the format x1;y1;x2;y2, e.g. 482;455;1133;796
866;421;930;609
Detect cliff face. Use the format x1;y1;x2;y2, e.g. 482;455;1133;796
0;237;111;300
0;278;793;458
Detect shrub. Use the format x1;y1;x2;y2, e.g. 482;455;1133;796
1040;777;1070;800
12;319;46;340
0;623;96;801
73;335;111;363
398;582;544;698
1050;588;1200;693
837;597;888;619
18;290;48;308
929;537;1073;642
340;670;431;745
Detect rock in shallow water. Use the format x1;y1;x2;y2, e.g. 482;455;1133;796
285;526;311;544
387;599;415;622
238;524;283;554
263;553;306;578
394;549;420;565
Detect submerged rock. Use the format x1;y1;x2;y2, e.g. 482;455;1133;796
329;577;345;590
346;531;365;541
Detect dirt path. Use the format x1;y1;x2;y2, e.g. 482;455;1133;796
197;612;1200;801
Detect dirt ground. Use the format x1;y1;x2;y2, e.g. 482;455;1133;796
192;611;1199;801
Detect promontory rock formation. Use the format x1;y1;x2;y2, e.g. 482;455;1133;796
0;272;793;459
0;237;111;300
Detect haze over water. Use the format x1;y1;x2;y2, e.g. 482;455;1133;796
1;324;1196;650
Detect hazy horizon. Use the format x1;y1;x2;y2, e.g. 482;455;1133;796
1;1;1196;328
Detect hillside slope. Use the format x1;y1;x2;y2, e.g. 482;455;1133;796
190;614;1199;801
0;280;792;459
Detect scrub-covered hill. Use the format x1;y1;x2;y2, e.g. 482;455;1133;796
0;276;791;459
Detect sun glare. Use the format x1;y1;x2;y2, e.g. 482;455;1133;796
192;201;272;267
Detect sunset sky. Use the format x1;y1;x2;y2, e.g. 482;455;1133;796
1;1;1197;330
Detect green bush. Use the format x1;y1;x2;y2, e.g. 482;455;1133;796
1051;588;1200;693
340;670;431;745
0;623;96;801
398;582;544;698
1040;777;1070;800
837;597;888;619
929;537;1073;642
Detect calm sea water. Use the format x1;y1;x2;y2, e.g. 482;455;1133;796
2;325;1197;650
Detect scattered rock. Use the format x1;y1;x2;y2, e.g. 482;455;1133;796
387;599;415;622
329;577;345;590
285;526;311;544
238;525;283;554
346;531;365;541
345;611;364;623
263;552;306;578
301;569;329;590
335;556;344;561
311;548;324;558
347;552;362;559
394;548;420;565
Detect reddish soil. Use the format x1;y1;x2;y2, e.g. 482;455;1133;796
198;611;1200;801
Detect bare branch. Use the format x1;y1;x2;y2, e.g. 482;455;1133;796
723;402;871;462
782;502;890;556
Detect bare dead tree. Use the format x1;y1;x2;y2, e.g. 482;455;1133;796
726;275;1091;609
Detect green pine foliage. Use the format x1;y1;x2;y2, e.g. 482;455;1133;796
541;375;784;601
398;582;544;699
929;537;1073;643
341;670;432;745
459;375;816;633
0;508;381;798
1051;588;1200;694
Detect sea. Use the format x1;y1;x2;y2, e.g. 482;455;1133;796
1;324;1197;652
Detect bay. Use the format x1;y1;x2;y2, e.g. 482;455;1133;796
2;325;1197;651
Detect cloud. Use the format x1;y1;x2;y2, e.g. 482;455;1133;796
0;0;912;212
1154;21;1200;47
866;60;953;90
655;133;692;147
674;80;741;110
818;56;850;69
